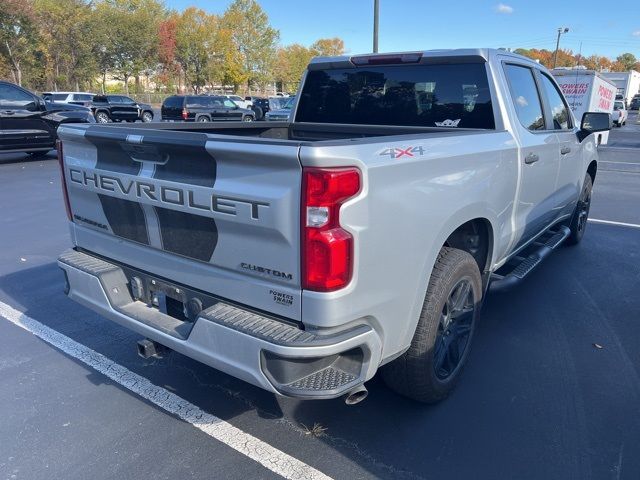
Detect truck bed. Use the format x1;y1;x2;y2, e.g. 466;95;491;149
94;120;488;144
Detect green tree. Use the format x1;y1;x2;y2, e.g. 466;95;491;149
34;0;97;91
0;0;38;86
94;0;164;94
616;53;637;71
174;7;218;93
221;0;279;92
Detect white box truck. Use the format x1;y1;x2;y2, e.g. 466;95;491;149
552;68;616;145
601;70;640;107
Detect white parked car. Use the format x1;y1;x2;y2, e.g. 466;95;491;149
222;95;252;109
41;91;96;107
612;100;627;127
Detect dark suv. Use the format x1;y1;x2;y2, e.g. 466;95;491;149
91;95;154;123
0;81;94;156
245;96;270;120
161;95;255;122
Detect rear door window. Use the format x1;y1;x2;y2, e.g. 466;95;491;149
163;96;182;108
503;64;545;131
296;63;495;128
539;73;571;130
186;96;215;108
72;94;93;102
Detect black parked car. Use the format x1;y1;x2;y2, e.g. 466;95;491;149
91;95;154;123
245;96;270;120
0;81;94;157
161;95;255;122
629;96;640;111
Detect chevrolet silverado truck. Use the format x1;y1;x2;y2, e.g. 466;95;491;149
56;49;610;404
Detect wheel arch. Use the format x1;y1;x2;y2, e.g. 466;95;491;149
400;211;498;358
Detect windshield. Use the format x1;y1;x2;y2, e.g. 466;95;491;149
614;102;624;110
295;63;495;128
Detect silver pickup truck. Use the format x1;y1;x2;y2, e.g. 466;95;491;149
56;49;610;404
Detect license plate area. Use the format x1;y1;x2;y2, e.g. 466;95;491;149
123;270;216;323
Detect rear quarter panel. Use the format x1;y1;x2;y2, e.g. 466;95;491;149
300;131;518;359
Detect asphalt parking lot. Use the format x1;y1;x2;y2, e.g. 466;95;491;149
1;116;640;480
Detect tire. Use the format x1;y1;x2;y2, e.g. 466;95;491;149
142;111;153;123
242;115;253;122
197;116;210;122
28;150;51;159
382;247;482;403
95;111;110;123
566;173;593;246
251;106;264;120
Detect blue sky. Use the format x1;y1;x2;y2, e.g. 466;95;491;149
166;0;640;59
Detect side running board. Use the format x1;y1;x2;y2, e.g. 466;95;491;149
490;225;570;292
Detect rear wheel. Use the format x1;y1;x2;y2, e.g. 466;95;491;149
566;173;593;245
382;247;482;403
242;115;253;122
197;116;210;122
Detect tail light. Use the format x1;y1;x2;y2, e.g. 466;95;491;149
56;140;72;221
181;108;188;120
302;167;360;291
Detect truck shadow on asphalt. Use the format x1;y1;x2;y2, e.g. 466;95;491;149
2;232;640;480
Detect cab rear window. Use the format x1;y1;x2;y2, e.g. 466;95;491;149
296;63;495;129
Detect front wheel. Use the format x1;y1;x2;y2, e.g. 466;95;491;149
141;111;153;123
382;247;482;403
95;111;110;123
242;115;253;122
566;173;593;245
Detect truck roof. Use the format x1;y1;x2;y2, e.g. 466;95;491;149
308;48;541;69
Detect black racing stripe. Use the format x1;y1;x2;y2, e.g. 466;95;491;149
98;194;149;245
91;138;143;176
154;207;218;262
153;145;216;187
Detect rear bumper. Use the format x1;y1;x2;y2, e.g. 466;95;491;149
58;249;382;399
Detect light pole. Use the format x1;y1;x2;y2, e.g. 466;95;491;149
373;0;379;53
553;27;569;69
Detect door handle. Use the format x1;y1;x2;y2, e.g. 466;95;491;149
524;153;539;164
560;146;571;155
2;110;15;115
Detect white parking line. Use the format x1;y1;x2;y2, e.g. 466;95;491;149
0;300;332;480
588;218;640;229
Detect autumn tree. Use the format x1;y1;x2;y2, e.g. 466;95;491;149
275;44;314;93
221;0;279;92
311;38;345;57
157;14;179;90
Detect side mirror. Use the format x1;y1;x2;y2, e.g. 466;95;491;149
578;112;611;141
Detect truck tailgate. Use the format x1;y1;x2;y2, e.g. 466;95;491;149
58;124;302;320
